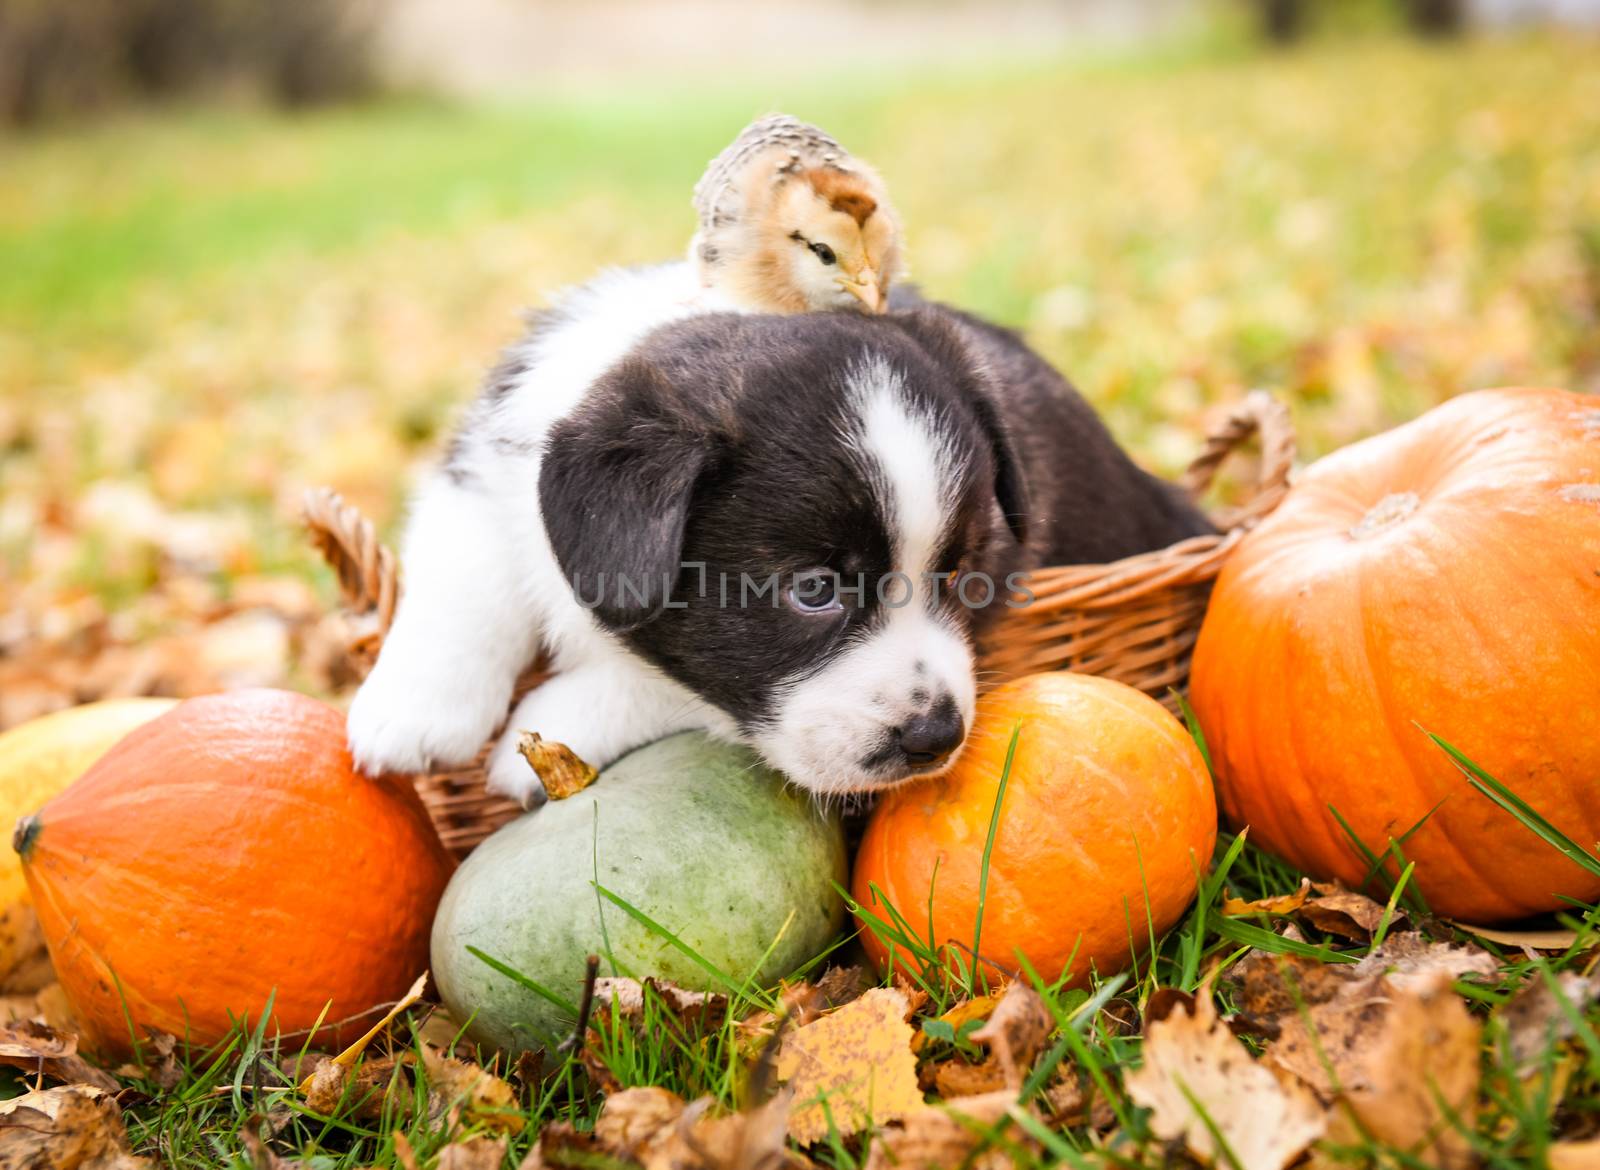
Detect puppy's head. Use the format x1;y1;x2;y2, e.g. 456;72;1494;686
539;310;1027;797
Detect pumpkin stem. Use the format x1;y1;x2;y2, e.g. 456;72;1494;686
12;814;39;860
1349;492;1420;539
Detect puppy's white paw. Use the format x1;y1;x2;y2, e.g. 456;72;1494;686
485;729;549;810
347;659;504;777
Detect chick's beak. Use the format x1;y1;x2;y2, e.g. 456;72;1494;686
838;271;885;313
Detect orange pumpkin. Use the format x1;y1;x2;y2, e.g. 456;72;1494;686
15;688;454;1057
1191;387;1600;922
852;673;1216;984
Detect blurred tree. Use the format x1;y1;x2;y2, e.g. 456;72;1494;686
1258;0;1309;42
1407;0;1465;36
0;0;376;125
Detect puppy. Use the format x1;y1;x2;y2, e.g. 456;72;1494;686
347;262;1211;804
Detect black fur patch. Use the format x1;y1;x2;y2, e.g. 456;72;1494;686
539;307;1213;732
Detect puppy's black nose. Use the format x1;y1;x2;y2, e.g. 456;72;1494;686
896;699;965;767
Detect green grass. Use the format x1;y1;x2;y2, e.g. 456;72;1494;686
4;31;1599;599
5;22;1600;1169
95;726;1600;1168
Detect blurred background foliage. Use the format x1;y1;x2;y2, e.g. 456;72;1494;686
0;0;1597;716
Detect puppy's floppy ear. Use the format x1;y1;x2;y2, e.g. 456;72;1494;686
892;308;1029;545
540;356;714;632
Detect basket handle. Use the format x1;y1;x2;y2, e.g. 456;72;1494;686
302;486;399;638
1178;390;1295;529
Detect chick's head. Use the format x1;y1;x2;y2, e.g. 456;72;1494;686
728;165;901;315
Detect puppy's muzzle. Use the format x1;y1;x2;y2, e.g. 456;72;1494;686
890;695;965;771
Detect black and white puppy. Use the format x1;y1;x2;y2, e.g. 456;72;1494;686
347;263;1210;804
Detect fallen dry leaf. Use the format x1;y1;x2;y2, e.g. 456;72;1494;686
517;733;598;799
969;982;1054;1089
1496;970;1600;1072
1300;883;1400;941
864;1091;1024;1170
1125;984;1325;1170
1447;920;1582;952
117;1031;181;1092
0;1083;152;1169
544;1085;802;1170
1550;1137;1600;1170
436;1135;510;1170
1350;931;1497;990
813;965;871;1010
0;1017;120;1093
1331;974;1481;1169
597;977;726;1023
303;1053;410;1121
422;1045;524;1136
910;990;1005;1055
298;971;427;1093
776;987;923;1145
0;902;53;996
1231;948;1482;1169
1223;879;1311;917
931;1057;1008;1099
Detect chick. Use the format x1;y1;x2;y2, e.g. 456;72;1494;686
691;115;902;314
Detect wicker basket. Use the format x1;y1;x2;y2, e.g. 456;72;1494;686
303;390;1294;857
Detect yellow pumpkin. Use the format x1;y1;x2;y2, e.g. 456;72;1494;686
0;698;177;991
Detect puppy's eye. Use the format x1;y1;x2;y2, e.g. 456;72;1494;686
786;569;841;614
809;242;837;266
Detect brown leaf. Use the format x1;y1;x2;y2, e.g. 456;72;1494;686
1223;878;1311;917
1299;883;1401;941
517;733;598;799
437;1136;510;1170
969;982;1053;1089
548;1086;804;1170
1333;974;1481;1169
1124;985;1326;1170
1350;931;1498;990
0;1019;120;1093
932;1057;1008;1099
594;1086;688;1153
1232;948;1483;1169
1496;971;1600;1072
422;1045;524;1135
864;1091;1025;1170
596;977;728;1032
0;902;54;996
1448;920;1581;952
0;1084;152;1169
1550;1137;1600;1170
775;987;923;1145
302;1053;410;1121
813;965;871;1010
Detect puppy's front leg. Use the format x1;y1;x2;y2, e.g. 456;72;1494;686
484;656;722;807
347;476;538;776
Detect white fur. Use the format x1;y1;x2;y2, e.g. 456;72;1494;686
349;263;735;806
753;360;976;796
348;266;974;803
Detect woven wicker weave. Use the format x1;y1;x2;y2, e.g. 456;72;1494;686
303;390;1293;857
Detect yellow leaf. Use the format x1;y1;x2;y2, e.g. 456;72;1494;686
1221;878;1310;917
776;987;922;1145
297;971;427;1094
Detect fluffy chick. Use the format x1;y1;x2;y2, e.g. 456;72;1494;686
691;114;903;314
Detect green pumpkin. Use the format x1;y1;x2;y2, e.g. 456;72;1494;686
430;732;847;1052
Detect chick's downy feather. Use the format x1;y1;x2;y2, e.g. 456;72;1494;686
691;114;902;314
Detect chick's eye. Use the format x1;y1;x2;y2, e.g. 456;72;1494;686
786;569;841;615
809;242;837;266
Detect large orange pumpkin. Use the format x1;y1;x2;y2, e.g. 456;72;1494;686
1191;387;1600;922
852;673;1216;984
15;688;454;1057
